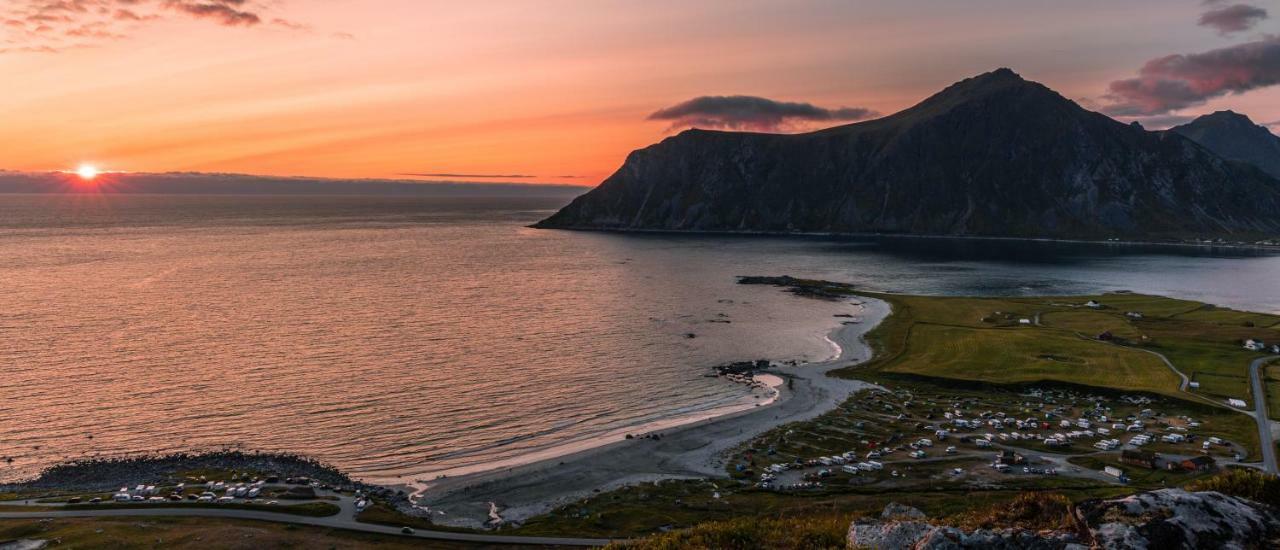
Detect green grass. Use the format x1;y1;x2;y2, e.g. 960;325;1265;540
880;323;1178;394
1267;364;1280;421
0;516;482;549
1169;305;1280;328
1186;468;1280;507
846;291;1272;414
608;514;850;550
513;475;1128;540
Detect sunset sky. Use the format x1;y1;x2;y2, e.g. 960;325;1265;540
3;0;1279;184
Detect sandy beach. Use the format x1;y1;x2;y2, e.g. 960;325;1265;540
417;295;891;528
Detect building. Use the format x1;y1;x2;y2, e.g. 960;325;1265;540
1097;331;1115;341
997;450;1025;465
1085;300;1102;309
1120;450;1158;469
1244;339;1266;351
1228;398;1248;408
1125;311;1144;319
1181;456;1216;472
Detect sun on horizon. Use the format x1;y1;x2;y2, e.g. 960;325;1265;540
76;164;99;181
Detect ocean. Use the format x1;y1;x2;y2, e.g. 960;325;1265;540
2;193;1278;484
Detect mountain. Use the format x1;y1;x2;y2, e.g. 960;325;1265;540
537;69;1280;241
1171;111;1280;180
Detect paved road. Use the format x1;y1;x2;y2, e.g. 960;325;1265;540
1130;346;1191;392
0;490;613;547
1248;355;1279;474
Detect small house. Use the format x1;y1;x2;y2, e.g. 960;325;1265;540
1085;300;1102;308
1181;456;1216;472
1189;381;1201;389
1125;311;1144;319
1228;398;1248;408
998;450;1025;465
1120;450;1158;469
1097;331;1114;341
1244;339;1266;351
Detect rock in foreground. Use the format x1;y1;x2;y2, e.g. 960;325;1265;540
848;489;1280;549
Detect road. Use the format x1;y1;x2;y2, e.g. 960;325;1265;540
1248;355;1279;474
0;489;614;547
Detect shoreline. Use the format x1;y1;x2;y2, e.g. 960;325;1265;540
532;225;1280;253
415;295;891;528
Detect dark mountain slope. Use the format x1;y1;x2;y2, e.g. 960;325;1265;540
1171;111;1280;180
537;69;1280;240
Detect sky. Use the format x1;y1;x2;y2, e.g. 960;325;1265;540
2;0;1279;184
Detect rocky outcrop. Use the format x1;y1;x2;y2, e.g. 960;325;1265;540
848;511;1084;549
847;489;1280;549
1079;489;1279;550
538;69;1280;241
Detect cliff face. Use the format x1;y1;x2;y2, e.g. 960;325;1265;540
1171;111;1280;180
537;69;1280;240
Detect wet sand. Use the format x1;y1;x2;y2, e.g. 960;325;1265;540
418;296;891;528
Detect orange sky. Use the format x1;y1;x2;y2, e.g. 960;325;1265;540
2;1;1278;184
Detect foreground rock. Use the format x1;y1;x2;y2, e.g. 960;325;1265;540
848;489;1280;549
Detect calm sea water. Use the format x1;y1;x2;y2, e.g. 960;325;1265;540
2;194;1278;483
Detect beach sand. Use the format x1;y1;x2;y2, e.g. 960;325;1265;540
416;296;891;528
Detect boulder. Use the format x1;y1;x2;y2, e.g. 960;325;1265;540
1079;488;1280;550
848;489;1278;549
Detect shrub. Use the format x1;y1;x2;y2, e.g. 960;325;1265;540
1186;468;1280;507
613;515;851;550
944;492;1076;532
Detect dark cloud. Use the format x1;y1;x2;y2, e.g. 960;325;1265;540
1;0;341;53
1198;3;1268;34
647;95;878;132
163;0;259;27
400;173;539;179
1102;35;1280;116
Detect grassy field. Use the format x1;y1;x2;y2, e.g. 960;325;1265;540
1267;363;1280;422
845;291;1278;414
882;322;1177;392
0;516;506;549
509;474;1131;540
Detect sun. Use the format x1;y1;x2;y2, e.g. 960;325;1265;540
76;164;99;180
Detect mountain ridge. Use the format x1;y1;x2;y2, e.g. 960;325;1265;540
537;69;1280;241
1171;110;1280;180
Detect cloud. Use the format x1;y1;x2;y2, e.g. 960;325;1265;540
1102;35;1280;116
162;1;259;27
400;173;539;179
0;0;339;53
1199;3;1268;34
647;95;879;132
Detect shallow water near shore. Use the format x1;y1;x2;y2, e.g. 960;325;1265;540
2;194;1279;484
